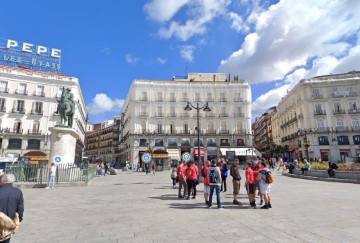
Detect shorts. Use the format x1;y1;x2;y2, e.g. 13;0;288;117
204;184;210;194
232;179;240;195
255;180;260;190
259;183;271;195
246;184;255;194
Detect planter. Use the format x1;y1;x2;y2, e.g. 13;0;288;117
293;169;360;180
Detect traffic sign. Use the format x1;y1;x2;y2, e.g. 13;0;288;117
182;152;191;162
53;155;62;163
142;153;152;163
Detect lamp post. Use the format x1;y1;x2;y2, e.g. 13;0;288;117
298;129;312;159
184;102;211;173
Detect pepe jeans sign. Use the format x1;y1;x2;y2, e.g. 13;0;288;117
0;37;61;71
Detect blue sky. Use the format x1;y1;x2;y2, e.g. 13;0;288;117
1;0;360;123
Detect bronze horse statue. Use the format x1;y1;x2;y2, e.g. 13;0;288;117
56;87;75;127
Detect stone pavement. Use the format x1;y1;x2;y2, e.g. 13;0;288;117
11;169;360;243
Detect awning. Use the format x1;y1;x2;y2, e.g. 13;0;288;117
219;148;261;157
167;149;180;160
152;150;169;159
23;151;48;161
193;148;205;156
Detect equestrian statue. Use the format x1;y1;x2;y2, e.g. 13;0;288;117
56;87;75;128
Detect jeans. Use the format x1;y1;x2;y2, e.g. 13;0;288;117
301;167;308;175
221;176;227;191
208;185;221;208
48;176;55;188
172;178;176;186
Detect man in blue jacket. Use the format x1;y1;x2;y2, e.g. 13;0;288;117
0;174;24;243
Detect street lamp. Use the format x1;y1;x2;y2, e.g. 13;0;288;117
298;129;312;159
184;102;211;173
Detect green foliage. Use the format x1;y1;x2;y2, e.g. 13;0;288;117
298;162;360;171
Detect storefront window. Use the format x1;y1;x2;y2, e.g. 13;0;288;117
27;139;40;149
318;136;329;145
220;139;230;146
154;138;164;146
207;138;217;147
193;138;203;147
353;135;360;145
8;139;22;149
337;136;349;145
167;138;177;147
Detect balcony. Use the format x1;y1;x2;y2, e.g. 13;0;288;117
206;129;217;134
234;98;243;102
206;97;214;102
316;127;331;133
348;108;360;114
181;97;189;102
193;113;202;118
168;113;177;117
333;109;346;115
0;87;9;93
219;98;227;102
314;110;326;115
332;91;358;98
234;113;244;117
155;113;164;117
15;89;28;95
28;129;42;135
206;113;215;117
33;91;45;97
139;97;148;101
352;126;360;132
12;108;26;114
311;94;324;99
138;112;149;117
219;130;230;134
8;129;23;134
180;113;190;117
30;110;43;115
155;98;163;102
169;98;176;102
193;98;202;102
336;126;348;132
219;113;229;117
234;129;247;134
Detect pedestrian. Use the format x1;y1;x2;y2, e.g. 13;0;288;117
176;161;187;198
207;160;223;209
277;157;284;173
230;159;241;205
170;166;177;189
144;163;149;174
327;162;338;177
220;159;228;192
0;174;24;243
300;159;311;175
185;161;198;200
245;162;256;208
151;162;156;175
258;162;272;209
104;162;109;175
46;163;56;189
202;160;211;205
252;160;263;205
268;158;274;170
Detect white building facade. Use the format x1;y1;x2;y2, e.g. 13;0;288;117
273;71;360;162
118;73;253;168
0;65;87;163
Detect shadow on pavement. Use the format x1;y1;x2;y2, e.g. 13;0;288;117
148;194;179;201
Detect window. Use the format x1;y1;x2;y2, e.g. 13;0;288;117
318;136;329;145
141;91;147;100
334;102;341;111
337;136;349;145
157;122;162;133
180;138;190;146
170;123;174;134
156;106;162;117
208;121;214;132
207;92;213;101
315;104;322;112
154;138;164;146
182;92;188;101
13;121;21;133
0;98;5;111
220;92;226;101
32;121;40;133
349;101;357;111
8;139;22;149
35;86;44;96
167;138;177;147
184;123;188;133
195;93;200;101
27;139;40;149
139;139;148;147
352;118;360;127
236;121;243;131
317;119;325;129
193;138;203;147
220;121;227;132
353;135;360;145
237;139;245;146
17;83;27;95
0;81;8;93
33;102;43;114
15;100;25;112
220;139;230;146
169;93;175;101
156;92;162;101
141;121;146;133
234;92;241;101
336;119;344;127
207;138;217;147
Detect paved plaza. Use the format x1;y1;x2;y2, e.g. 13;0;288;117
11;169;360;243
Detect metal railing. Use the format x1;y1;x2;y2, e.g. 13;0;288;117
5;164;97;184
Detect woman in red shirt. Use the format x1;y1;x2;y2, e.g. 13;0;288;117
186;161;198;200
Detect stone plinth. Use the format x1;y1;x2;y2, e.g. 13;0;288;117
49;127;79;164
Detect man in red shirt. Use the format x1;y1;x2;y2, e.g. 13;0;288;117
252;161;263;205
186;161;198;200
202;160;211;205
176;161;187;198
245;162;256;208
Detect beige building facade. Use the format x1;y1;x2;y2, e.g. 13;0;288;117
273;71;360;162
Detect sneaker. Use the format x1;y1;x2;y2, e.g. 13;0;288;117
191;196;196;199
267;203;272;208
233;200;241;205
218;206;224;209
208;206;212;209
186;196;190;200
260;200;263;205
45;187;49;189
261;205;269;209
178;195;184;199
205;201;209;205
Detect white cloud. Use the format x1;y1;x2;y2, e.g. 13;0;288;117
87;94;124;115
180;45;195;62
146;0;231;41
144;0;190;23
156;57;167;64
125;54;140;64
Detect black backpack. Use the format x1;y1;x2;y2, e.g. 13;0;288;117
208;167;218;183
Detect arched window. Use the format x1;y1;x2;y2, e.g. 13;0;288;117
170;123;175;134
13;119;22;134
208;121;214;132
32;121;40;133
220;121;227;132
352;117;360;127
336;118;344;128
317;119;325;129
236;121;243;132
184;122;188;134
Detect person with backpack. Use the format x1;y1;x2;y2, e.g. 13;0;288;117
220;159;228;192
230;159;241;205
207;160;223;209
258;161;272;209
202;160;211;205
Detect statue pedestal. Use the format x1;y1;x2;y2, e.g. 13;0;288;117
49;127;79;164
